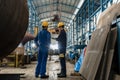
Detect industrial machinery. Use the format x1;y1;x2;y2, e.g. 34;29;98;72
67;45;86;64
0;0;28;59
0;1;28;80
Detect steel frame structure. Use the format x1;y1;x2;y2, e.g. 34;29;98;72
67;0;114;49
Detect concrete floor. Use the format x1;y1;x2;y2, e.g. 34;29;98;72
0;55;82;80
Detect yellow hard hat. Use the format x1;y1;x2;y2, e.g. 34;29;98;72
42;21;48;27
58;22;64;28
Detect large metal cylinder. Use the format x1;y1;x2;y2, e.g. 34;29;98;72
0;0;28;59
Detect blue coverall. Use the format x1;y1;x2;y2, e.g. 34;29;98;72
34;29;51;76
56;29;67;75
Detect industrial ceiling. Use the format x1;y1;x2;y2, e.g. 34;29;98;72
30;0;85;28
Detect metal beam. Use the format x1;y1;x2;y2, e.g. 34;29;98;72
60;2;79;9
35;2;57;9
61;16;72;20
61;20;70;23
30;0;41;22
47;20;70;24
40;15;72;20
40;16;53;20
39;18;70;25
59;10;75;15
38;10;56;15
34;2;79;9
100;0;104;11
47;19;70;24
38;10;75;15
29;0;40;27
48;23;69;27
47;23;69;27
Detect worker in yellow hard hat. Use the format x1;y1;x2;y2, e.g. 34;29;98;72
58;22;64;28
42;21;48;28
34;21;51;78
52;22;67;77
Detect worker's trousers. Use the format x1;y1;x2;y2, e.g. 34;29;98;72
35;47;48;76
59;53;66;75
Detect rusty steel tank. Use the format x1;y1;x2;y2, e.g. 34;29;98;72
0;0;29;59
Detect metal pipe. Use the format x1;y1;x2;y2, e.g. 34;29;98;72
0;0;29;59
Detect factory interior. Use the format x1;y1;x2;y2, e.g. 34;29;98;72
0;0;120;80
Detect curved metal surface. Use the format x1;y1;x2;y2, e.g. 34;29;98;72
0;0;28;59
21;32;35;45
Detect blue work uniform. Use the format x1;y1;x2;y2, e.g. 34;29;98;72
56;29;67;75
34;29;51;77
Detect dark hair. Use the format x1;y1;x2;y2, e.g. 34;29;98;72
60;25;64;28
42;26;47;29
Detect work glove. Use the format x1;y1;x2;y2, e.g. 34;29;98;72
59;53;64;58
